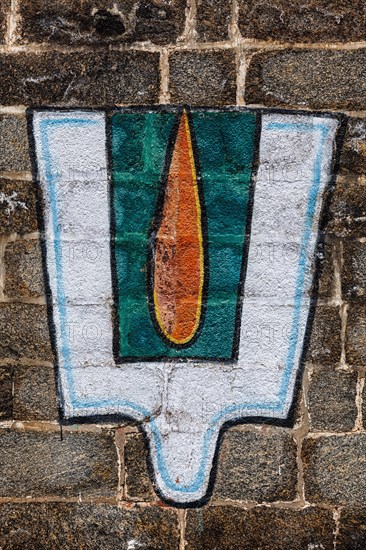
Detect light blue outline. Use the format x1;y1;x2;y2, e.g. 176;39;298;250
38;114;330;496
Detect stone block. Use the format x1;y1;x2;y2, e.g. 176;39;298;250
0;430;118;498
0;304;52;361
0;366;13;420
245;50;366;110
185;506;335;549
238;0;366;43
303;435;366;505
169;50;236;105
0;503;180;548
0;179;38;236
0;115;31;172
338;507;366;549
13;366;58;421
196;0;231;42
345;304;366;366
214;429;298;502
125;432;156;500
306;306;342;365
308;368;357;432
4;240;44;299
0;51;160;106
17;0;186;46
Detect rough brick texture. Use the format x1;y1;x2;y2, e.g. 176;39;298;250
308;368;358;432
4;240;44;298
0;0;10;44
306;306;342;365
186;506;335;549
17;0;187;46
0;503;180;549
13;366;58;421
338;507;366;549
0;51;160;106
303;435;366;505
0;430;118;498
345;304;366;366
0;180;38;235
169;50;237;105
124;432;156;500
196;0;231;42
245;50;366;110
0;115;31;172
214;429;298;502
238;0;366;43
0;366;13;420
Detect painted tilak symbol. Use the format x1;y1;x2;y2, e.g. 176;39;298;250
30;106;345;505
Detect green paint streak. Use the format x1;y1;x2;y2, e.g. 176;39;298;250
111;110;256;359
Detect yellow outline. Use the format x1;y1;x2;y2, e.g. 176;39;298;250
153;110;205;346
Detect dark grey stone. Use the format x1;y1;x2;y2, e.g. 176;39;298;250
0;115;31;172
169;50;237;105
0;51;160;106
0;304;52;361
342;241;366;301
125;432;156;500
238;0;366;43
4;240;44;298
214;429;298;502
345;304;366;366
0;502;180;549
13;366;58;421
0;366;13;420
245;49;366;110
308;368;358;432
196;0;231;42
186;506;335;549
0;179;38;236
306;306;342;365
303;435;366;505
0;430;118;498
338;507;366;549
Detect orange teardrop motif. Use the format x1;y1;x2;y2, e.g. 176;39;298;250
152;110;205;346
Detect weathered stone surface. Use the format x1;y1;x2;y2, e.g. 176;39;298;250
317;239;338;300
338;507;366;549
196;0;231;42
245;50;366;110
214;429;297;502
0;366;13;420
342;241;366;301
345;304;366;366
125;432;156;500
339;118;366;177
306;306;342;365
0;304;52;361
4;240;44;298
303;435;366;505
0;503;179;549
0;115;31;172
0;0;10;44
169;50;236;105
308;368;357;432
0;179;38;236
238;0;366;43
328;178;366;238
0;430;118;497
186;506;335;549
18;0;186;46
13;366;58;421
0;51;160;106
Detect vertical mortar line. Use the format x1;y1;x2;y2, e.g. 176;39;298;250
336;240;349;369
180;0;197;45
0;237;6;301
294;364;311;505
235;43;247;106
354;370;365;431
178;508;187;550
229;0;240;42
7;0;19;46
333;507;342;549
159;48;170;104
114;428;126;501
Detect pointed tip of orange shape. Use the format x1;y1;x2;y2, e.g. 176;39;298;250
152;110;205;346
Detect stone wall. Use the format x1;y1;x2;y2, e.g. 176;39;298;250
0;1;365;547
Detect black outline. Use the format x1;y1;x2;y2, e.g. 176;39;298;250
27;105;348;508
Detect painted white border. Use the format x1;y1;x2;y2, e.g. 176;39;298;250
32;110;339;503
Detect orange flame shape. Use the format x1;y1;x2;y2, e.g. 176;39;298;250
151;110;205;346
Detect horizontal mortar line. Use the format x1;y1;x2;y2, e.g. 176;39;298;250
245;103;366;116
0;39;365;56
7;420;131;433
0;170;33;181
0;232;41;244
209;499;336;511
0;358;54;367
0;105;27;114
306;430;366;438
0;296;46;305
0;496;119;505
